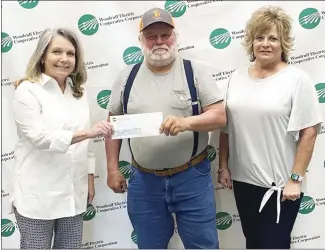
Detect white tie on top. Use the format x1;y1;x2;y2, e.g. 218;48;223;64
259;186;282;224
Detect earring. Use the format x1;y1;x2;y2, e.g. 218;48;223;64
251;51;256;61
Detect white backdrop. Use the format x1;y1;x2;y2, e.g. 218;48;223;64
1;1;325;248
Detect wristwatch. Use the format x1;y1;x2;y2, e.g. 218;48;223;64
290;173;304;182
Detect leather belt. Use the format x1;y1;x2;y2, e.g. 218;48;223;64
131;148;208;177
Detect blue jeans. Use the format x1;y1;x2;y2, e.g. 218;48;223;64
127;158;219;249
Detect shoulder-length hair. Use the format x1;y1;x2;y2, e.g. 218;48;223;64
15;28;87;98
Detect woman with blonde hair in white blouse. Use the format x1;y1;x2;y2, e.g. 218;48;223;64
10;27;113;249
218;6;322;249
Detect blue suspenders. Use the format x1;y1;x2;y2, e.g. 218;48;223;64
122;59;200;160
183;59;199;158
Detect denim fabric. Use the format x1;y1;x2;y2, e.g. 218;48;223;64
127;158;219;249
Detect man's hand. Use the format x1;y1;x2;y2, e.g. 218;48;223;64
107;169;127;193
88;174;95;204
160;115;188;136
282;179;301;202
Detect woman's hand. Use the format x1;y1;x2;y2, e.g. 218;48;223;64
88;121;114;139
217;168;233;189
282;179;301;201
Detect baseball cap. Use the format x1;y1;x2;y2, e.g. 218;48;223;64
139;7;175;32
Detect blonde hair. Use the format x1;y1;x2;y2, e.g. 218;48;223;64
15;28;87;98
242;6;294;63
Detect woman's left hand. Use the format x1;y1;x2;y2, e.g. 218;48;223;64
88;174;95;204
282;179;301;201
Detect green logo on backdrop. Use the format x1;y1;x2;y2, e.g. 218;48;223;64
299;8;321;29
315;83;325;103
1;219;15;237
165;1;187;18
207;145;216;162
18;0;39;9
83;204;96;221
97;90;111;109
123;47;144;65
299;196;316;214
210;28;232;49
119;161;131;179
131;230;137;244
1;32;13;53
216;212;232;230
78;14;99;36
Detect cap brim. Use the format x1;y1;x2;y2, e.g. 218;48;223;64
141;21;174;32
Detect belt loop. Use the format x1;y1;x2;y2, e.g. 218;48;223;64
187;160;192;167
168;168;172;176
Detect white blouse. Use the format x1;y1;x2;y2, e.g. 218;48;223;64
223;65;323;223
9;73;95;220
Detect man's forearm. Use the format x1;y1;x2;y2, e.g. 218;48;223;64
185;108;226;132
291;130;317;176
105;112;122;173
105;138;121;172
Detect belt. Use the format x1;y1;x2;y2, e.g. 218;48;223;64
132;148;208;177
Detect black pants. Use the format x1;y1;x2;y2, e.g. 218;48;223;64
233;180;302;249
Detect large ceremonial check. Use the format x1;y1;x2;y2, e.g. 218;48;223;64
111;112;163;139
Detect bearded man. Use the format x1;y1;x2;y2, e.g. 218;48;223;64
105;7;226;249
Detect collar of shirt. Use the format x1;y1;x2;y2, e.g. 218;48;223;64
40;73;74;88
